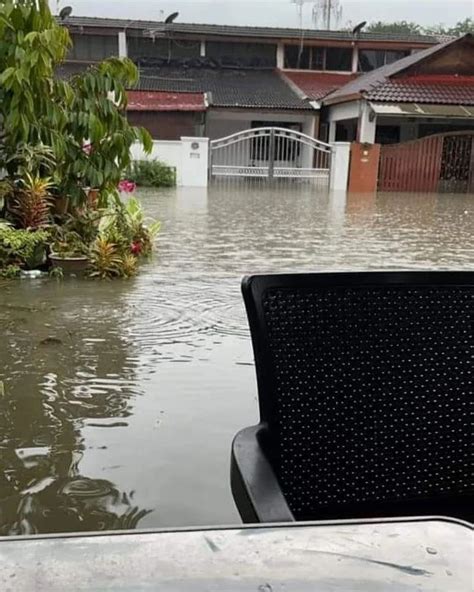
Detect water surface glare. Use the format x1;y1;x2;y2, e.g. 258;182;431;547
0;185;472;533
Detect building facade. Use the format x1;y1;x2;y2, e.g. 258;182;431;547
60;17;438;142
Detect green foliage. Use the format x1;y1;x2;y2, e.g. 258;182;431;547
367;18;473;37
58;60;153;204
366;21;422;35
5;143;56;179
0;226;49;269
49;265;64;280
87;197;160;279
100;196;161;257
126;160;176;188
0;0;71;164
0;264;21;279
88;237;123;279
0;1;152;207
424;18;474;36
50;230;90;258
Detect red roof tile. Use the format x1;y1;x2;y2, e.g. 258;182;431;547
283;72;357;101
127;90;207;112
365;77;474;105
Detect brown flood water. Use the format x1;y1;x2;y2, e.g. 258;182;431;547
0;185;472;535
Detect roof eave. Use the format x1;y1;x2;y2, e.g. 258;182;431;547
323;92;362;106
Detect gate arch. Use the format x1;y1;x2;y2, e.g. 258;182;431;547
210;127;332;185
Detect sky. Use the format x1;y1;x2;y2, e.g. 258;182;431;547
57;0;473;28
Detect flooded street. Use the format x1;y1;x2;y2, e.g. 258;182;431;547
0;185;472;534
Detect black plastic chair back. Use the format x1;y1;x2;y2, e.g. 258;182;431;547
242;272;473;521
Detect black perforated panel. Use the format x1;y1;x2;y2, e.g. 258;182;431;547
262;286;473;520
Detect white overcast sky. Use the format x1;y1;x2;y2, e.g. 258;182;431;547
57;0;473;27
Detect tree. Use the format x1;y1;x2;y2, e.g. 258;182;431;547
0;0;152;205
366;21;423;36
424;18;474;37
0;0;70;163
366;18;474;38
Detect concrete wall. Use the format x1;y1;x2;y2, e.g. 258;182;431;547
130;137;209;187
329;142;351;192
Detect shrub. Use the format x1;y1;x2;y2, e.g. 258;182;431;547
0;226;49;269
126;160;176;188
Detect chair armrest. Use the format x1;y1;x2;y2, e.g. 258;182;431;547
231;424;294;523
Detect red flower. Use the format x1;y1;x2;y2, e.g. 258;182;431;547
131;242;142;255
118;180;136;193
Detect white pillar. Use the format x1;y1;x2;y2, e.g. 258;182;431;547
118;31;127;58
329;142;351;192
180;137;209;187
200;40;206;57
352;45;359;73
277;43;285;69
328;121;337;143
358;102;377;144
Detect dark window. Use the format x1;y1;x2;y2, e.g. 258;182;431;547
207;41;276;67
285;45;352;71
385;50;409;64
325;48;352;71
375;125;401;144
311;47;325;70
359;49;409;72
69;33;118;61
335;120;357;142
284;45;311;69
128;37;200;61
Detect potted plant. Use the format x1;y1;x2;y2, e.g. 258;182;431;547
49;230;90;274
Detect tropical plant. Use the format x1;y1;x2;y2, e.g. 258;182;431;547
57;60;153;205
0;179;12;213
51;231;89;258
99;196;161;257
0;1;152;207
126;160;176;188
88;237;123;279
0;0;71;169
0;226;49;269
120;254;139;278
0;264;21;279
61;209;102;246
8;173;53;229
5;143;56;179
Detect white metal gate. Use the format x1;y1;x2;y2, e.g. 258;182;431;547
210;127;331;184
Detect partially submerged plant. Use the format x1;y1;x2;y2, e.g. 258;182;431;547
51;230;89;258
0;226;49;269
8;174;53;229
88;237;123;279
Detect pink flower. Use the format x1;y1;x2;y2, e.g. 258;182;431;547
131;242;142;255
118;180;136;193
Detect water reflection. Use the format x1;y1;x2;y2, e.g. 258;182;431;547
0;185;472;533
0;284;150;534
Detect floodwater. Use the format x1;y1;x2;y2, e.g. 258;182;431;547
0;185;472;535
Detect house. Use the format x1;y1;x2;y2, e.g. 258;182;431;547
60;17;439;141
322;34;474;144
321;34;474;193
